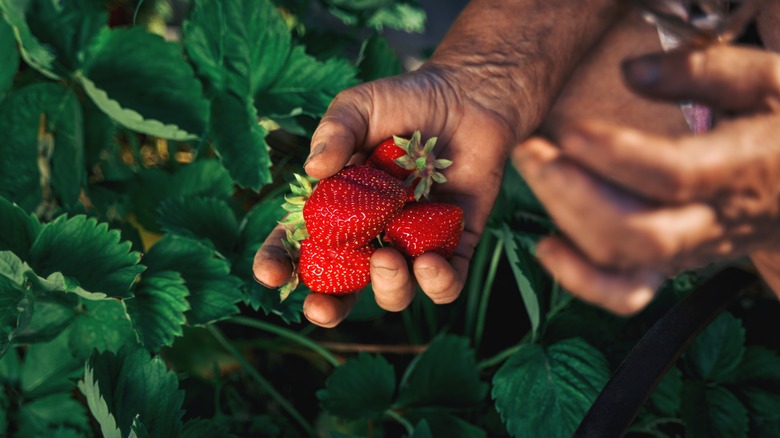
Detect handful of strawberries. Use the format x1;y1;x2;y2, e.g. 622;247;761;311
278;131;464;300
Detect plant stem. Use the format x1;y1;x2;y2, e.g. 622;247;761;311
474;239;505;350
206;325;316;437
477;333;531;371
465;232;494;338
422;296;438;339
385;410;414;436
227;316;341;368
403;303;422;345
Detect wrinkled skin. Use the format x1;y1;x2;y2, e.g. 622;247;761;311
514;41;780;315
254;0;622;327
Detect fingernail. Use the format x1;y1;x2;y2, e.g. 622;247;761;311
415;266;438;280
372;265;398;279
304;143;326;169
622;55;662;88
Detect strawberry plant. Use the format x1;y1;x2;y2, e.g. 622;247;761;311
1;0;779;437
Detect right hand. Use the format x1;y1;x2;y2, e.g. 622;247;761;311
253;67;517;327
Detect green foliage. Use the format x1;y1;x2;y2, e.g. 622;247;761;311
0;17;18;98
29;214;144;297
0;0;772;436
142;235;243;325
323;0;426;32
396;334;487;409
79;348;186;437
317;352;396;420
492;338;611;438
80;27;209;140
682;312;746;382
0;83;84;211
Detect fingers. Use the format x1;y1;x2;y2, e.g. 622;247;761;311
553;119;765;203
303;292;360;328
414;252;468;304
253;224;294;288
306;87;373;179
370;247;416;311
536;237;665;316
622;44;780;113
513;136;723;270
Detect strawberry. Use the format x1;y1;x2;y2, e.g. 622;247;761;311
367;137;414;181
383;202;464;258
298;239;374;294
303;164;407;249
366;131;453;201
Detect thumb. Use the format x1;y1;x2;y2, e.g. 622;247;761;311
306;87;372;180
622;44;780;113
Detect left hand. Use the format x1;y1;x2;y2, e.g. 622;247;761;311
513;44;780;315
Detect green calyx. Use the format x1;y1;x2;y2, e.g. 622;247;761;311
392;131;453;201
278;173;315;301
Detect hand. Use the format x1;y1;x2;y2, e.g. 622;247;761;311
513;43;780;315
253;0;625;327
254;68;515;327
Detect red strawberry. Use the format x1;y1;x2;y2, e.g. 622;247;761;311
298;239;374;294
383;202;464;258
303;165;407;249
366;131;453;201
367;137;414;181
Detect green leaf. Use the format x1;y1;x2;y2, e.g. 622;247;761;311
255;45;358;118
0;0;106;78
411;420;433;438
501;223;540;340
0;0;56;78
80;27;208;140
365;3;426;32
143;235;242;325
158;196;240;257
79;362;121;438
0;252;33;357
0;197;41;262
21;330;82;398
131;159;234;233
183;0;290;97
356;33;402;82
238;193;287;249
14;291;77;344
407;412;487;438
244;281;307;324
69;299;137;362
730;346;780;418
681;382;748;438
0;347;21;384
0;17;19;99
325;0;426;32
17;392;90;437
682;312;745;382
126;270;189;353
28;215;144;298
648;365;683;417
207;91;272;189
79;348;185;438
317;352;396;420
396;334;487;409
181;418;232;438
492;338;611;438
183;0;289;188
0;83;85;211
